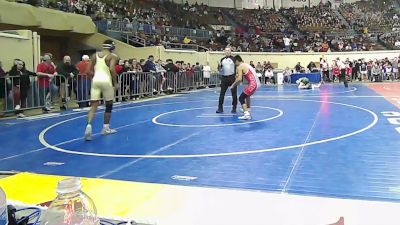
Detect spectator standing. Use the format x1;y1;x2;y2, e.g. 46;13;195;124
130;58;143;97
367;60;373;81
143;55;157;93
372;63;382;82
321;59;329;82
391;58;398;80
0;61;6;116
217;47;237;113
8;60;36;117
143;55;156;72
249;61;255;68
164;59;178;73
76;55;91;107
36;54;57;112
295;62;303;72
283;67;292;84
283;36;291;52
155;60;167;92
264;67;274;84
332;62;340;82
194;62;202;87
57;56;79;110
203;62;211;87
307;61;317;72
115;59;124;75
359;60;368;81
352;60;360;81
337;58;348;87
345;63;352;80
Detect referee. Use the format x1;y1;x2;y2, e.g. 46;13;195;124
216;47;238;113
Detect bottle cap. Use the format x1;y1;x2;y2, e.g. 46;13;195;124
56;178;82;194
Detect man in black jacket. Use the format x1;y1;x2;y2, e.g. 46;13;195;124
217;47;237;113
57;55;79;110
164;59;179;73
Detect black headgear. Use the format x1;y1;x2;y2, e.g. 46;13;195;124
103;39;116;51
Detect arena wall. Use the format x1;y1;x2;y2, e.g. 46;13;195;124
172;0;360;9
0;30;40;71
144;48;400;71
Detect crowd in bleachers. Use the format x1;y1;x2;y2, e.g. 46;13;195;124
339;0;399;33
282;3;346;33
11;0;400;52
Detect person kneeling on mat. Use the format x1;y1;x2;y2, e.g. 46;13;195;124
231;55;261;120
296;77;322;89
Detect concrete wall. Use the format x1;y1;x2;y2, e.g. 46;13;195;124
67;33;162;62
146;48;400;71
0;30;40;71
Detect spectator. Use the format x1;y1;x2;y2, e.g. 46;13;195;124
395;40;400;48
255;62;263;73
155;60;167;92
8;59;36;118
143;55;157;93
332;61;341;82
131;58;143;73
391;57;398;80
359;60;368;81
295;62;303;72
283;36;291;52
36;54;57;112
321;59;329;82
249;61;255;68
203;62;211;87
164;59;178;73
307;61;317;72
130;58;143;97
183;36;191;44
283;67;292;83
372;63;382;82
336;58;348;87
75;55;91;107
194;62;202;73
264;67;274;84
0;61;7;117
115;59;125;75
143;55;156;72
0;61;5;116
345;63;352;80
56;55;79;110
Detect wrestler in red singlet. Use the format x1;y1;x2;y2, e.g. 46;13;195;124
231;55;261;120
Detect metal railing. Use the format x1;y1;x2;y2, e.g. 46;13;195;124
163;43;209;51
0;72;220;115
97;20;213;39
122;33;209;51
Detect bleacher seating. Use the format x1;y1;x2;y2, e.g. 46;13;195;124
11;0;400;51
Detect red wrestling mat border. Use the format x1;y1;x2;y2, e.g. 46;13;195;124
368;83;400;108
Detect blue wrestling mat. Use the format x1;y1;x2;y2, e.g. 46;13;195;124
1;83;400;202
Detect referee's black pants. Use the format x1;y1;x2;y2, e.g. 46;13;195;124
218;75;237;109
340;69;348;88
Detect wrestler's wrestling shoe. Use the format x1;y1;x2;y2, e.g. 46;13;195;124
238;112;252;120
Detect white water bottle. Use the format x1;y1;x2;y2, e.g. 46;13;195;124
41;178;99;225
0;187;7;225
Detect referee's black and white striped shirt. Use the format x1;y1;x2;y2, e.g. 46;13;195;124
220;56;235;76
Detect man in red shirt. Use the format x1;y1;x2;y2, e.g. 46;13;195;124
75;55;91;107
36;54;57;112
